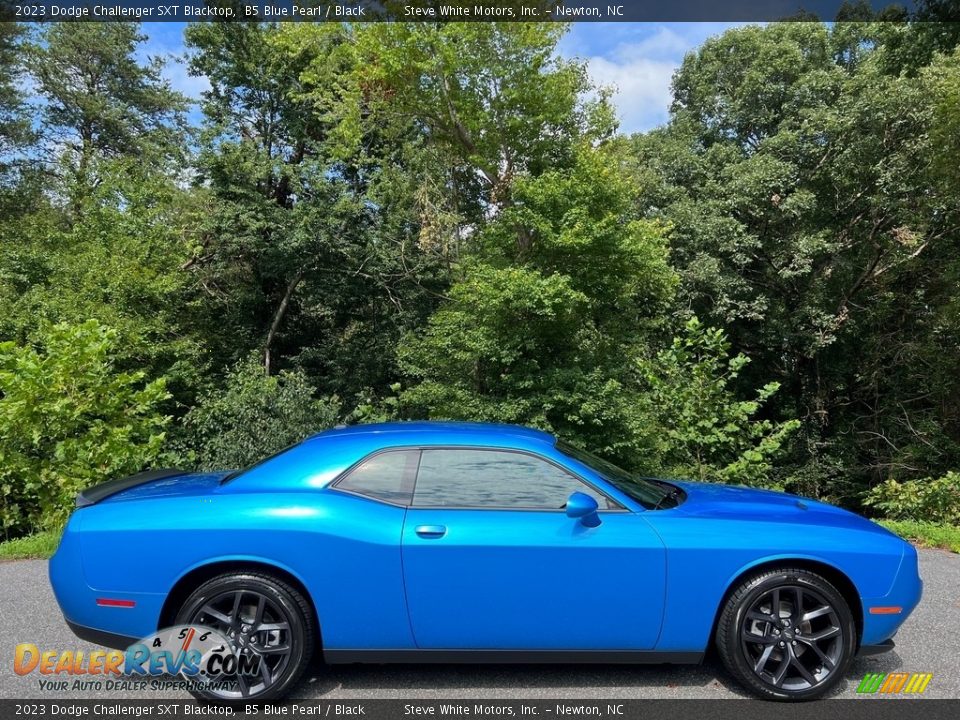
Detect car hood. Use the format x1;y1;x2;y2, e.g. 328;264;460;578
665;479;895;536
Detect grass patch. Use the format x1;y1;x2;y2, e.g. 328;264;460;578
0;530;59;560
878;519;960;553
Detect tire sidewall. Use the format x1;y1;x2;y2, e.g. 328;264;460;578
174;573;311;702
721;570;857;701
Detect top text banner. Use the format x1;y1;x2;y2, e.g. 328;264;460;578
4;0;946;23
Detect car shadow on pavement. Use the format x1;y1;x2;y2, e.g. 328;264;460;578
295;657;747;698
293;651;907;700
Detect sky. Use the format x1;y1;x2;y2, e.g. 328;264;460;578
556;22;743;132
141;22;743;135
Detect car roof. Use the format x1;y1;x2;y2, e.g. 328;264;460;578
308;421;555;447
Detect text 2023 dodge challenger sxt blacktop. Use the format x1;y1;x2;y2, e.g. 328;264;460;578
50;422;921;702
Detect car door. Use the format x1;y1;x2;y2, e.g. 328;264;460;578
401;447;667;651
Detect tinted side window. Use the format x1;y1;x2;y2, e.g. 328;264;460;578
413;449;610;509
334;450;419;505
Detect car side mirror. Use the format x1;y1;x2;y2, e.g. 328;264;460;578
565;491;601;528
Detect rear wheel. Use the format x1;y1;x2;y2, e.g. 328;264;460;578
716;568;856;700
174;572;314;702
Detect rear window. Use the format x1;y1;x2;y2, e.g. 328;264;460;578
333;450;420;505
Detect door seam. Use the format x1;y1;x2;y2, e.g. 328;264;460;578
399;507;422;649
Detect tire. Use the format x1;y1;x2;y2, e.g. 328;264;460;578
174;572;315;702
716;567;856;701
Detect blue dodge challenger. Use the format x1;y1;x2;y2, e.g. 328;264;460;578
50;422;921;702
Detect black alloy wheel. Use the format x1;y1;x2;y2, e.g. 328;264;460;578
175;572;314;702
716;568;857;700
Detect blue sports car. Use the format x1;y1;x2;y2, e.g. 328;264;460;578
50;422;921;702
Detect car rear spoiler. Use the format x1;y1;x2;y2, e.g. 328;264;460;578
75;469;185;508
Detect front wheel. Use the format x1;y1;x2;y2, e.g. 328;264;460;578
716;568;857;701
174;572;315;702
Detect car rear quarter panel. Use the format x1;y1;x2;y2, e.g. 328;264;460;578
72;488;415;650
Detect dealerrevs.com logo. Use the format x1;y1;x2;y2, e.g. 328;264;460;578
14;625;260;693
856;672;933;695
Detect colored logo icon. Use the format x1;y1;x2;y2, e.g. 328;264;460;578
856;672;932;694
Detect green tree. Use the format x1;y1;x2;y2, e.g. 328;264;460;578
637;318;799;486
349;22;615;216
634;22;960;497
185;22;351;378
400;146;675;463
0;159;207;401
185;21;448;399
927;48;960;192
28;22;187;212
180;357;340;471
872;0;960;75
0;22;31;179
0;321;171;536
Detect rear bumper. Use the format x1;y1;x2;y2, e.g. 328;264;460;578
49;512;165;643
66;619;137;650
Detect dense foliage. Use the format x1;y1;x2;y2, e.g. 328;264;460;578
635;318;800;486
865;472;960;525
181;357;340;472
0;321;170;535
0;13;958;536
634;21;960;503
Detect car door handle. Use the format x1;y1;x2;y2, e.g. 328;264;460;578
415;525;447;539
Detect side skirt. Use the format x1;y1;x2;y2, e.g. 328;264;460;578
324;650;703;665
858;639;895;656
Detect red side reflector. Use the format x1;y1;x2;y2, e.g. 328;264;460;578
96;598;136;608
869;606;903;615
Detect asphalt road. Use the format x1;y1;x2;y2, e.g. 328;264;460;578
2;549;958;700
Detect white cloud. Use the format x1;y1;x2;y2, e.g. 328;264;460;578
138;25;209;103
574;26;693;134
616;25;696;60
568;23;751;135
161;56;210;101
587;54;677;134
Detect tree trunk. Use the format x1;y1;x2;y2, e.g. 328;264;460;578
264;269;305;376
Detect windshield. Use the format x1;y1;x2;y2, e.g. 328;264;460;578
557;442;681;510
